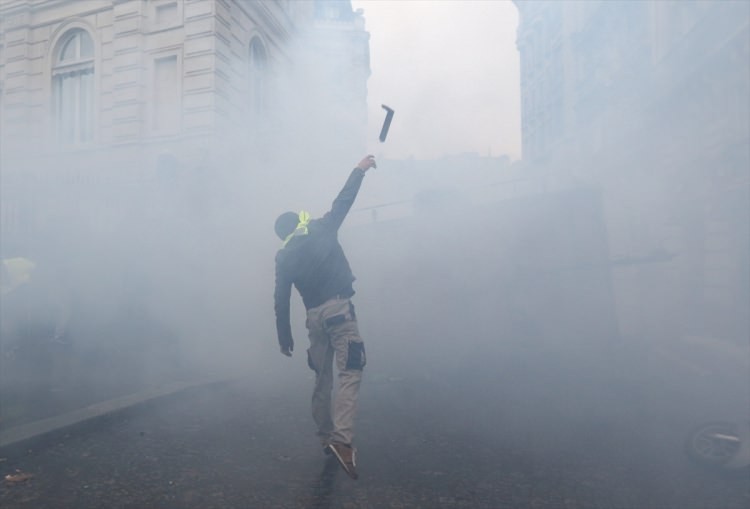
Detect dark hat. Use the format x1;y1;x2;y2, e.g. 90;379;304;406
275;211;299;240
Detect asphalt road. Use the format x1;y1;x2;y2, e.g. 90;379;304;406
1;347;748;509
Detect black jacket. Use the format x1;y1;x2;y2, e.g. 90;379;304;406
274;168;365;348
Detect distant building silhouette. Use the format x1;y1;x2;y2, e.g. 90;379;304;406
513;0;749;344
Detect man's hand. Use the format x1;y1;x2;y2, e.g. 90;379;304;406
280;339;294;357
357;155;377;172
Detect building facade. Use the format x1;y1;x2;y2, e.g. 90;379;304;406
513;0;749;345
0;0;370;250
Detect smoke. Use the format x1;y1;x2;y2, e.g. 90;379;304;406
0;4;374;424
353;0;521;160
1;4;748;504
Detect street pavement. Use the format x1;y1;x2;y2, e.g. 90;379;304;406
1;344;748;509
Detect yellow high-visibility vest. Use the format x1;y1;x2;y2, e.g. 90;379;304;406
1;257;36;296
283;210;311;247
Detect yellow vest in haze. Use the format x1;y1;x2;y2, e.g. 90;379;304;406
1;257;36;296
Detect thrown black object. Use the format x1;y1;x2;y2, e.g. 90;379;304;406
379;104;394;142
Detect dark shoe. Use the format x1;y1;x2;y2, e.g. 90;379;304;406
326;443;358;480
323;444;332;456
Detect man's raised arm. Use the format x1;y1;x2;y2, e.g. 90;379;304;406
326;155;377;231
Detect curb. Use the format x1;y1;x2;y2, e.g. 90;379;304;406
0;378;228;453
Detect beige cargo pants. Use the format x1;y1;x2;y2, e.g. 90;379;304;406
305;297;366;447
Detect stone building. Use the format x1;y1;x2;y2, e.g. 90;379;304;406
0;0;370;250
513;0;749;345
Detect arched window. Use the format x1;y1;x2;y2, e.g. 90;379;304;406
248;37;268;116
52;29;95;144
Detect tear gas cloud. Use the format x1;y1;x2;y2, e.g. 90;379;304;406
0;1;748;498
352;0;522;160
0;8;373;406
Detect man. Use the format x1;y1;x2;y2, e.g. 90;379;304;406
273;155;376;480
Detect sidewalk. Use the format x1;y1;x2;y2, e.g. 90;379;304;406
0;379;226;452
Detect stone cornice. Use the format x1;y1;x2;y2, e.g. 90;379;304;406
1;0;111;30
0;1;31;16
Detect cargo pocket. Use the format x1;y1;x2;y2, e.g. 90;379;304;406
345;341;366;370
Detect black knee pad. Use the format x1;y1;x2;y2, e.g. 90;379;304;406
346;341;366;370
